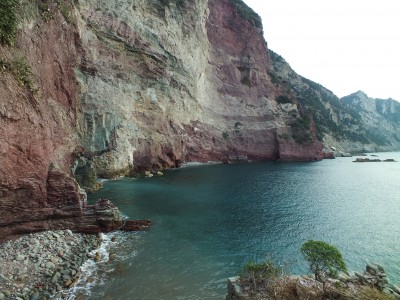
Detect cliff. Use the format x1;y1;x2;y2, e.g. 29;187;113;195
0;0;381;240
73;0;324;178
269;51;400;154
340;91;400;152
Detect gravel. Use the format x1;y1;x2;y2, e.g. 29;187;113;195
0;230;101;300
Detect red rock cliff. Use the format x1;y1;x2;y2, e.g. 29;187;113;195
0;0;323;241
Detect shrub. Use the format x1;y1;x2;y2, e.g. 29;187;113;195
290;115;313;144
0;57;37;93
37;0;74;22
301;240;347;282
240;259;283;292
276;95;291;104
279;133;290;140
222;131;229;140
0;0;18;46
267;70;280;84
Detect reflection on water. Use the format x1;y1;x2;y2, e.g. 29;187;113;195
82;153;400;299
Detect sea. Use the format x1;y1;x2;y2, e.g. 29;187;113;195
64;152;400;300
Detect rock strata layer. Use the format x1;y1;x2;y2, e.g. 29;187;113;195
0;0;327;241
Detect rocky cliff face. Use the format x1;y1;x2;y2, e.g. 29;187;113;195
340;91;400;151
74;0;324;178
269;51;400;154
0;0;328;240
0;0;90;240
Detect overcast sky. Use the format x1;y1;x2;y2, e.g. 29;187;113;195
242;0;400;100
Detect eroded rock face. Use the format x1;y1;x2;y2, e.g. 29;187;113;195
0;0;323;240
0;1;125;241
74;0;324;175
269;51;400;154
0;1;83;241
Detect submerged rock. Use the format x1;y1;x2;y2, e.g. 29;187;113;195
120;220;152;231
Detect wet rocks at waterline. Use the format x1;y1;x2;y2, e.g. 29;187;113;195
0;230;100;300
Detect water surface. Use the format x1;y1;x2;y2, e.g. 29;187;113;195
81;153;400;299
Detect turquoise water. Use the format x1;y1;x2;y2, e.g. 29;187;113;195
81;153;400;299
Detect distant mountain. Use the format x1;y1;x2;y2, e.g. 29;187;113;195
269;50;400;154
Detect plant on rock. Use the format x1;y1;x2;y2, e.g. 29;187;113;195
0;0;18;46
301;240;347;282
240;259;283;292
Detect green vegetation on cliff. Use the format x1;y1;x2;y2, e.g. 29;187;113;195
0;0;18;46
269;49;400;149
36;0;74;22
0;57;37;94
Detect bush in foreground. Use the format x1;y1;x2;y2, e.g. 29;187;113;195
301;240;347;282
239;259;284;296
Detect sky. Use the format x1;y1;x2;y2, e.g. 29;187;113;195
242;0;400;100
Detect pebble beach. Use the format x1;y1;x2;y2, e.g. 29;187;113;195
0;230;101;300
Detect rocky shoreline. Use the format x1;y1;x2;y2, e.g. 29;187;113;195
0;230;102;300
226;263;400;300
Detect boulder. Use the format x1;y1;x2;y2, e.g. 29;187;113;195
226;277;247;300
120;220;152;231
366;263;379;274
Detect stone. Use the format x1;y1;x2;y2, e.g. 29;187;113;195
50;257;58;264
45;262;56;270
108;250;116;262
354;272;363;278
62;274;71;281
373;263;385;272
51;272;61;284
30;292;40;300
226;277;244;299
63;279;72;288
366;263;379;274
0;292;4;300
15;254;25;261
94;252;101;262
60;269;70;275
392;285;400;294
337;272;351;282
